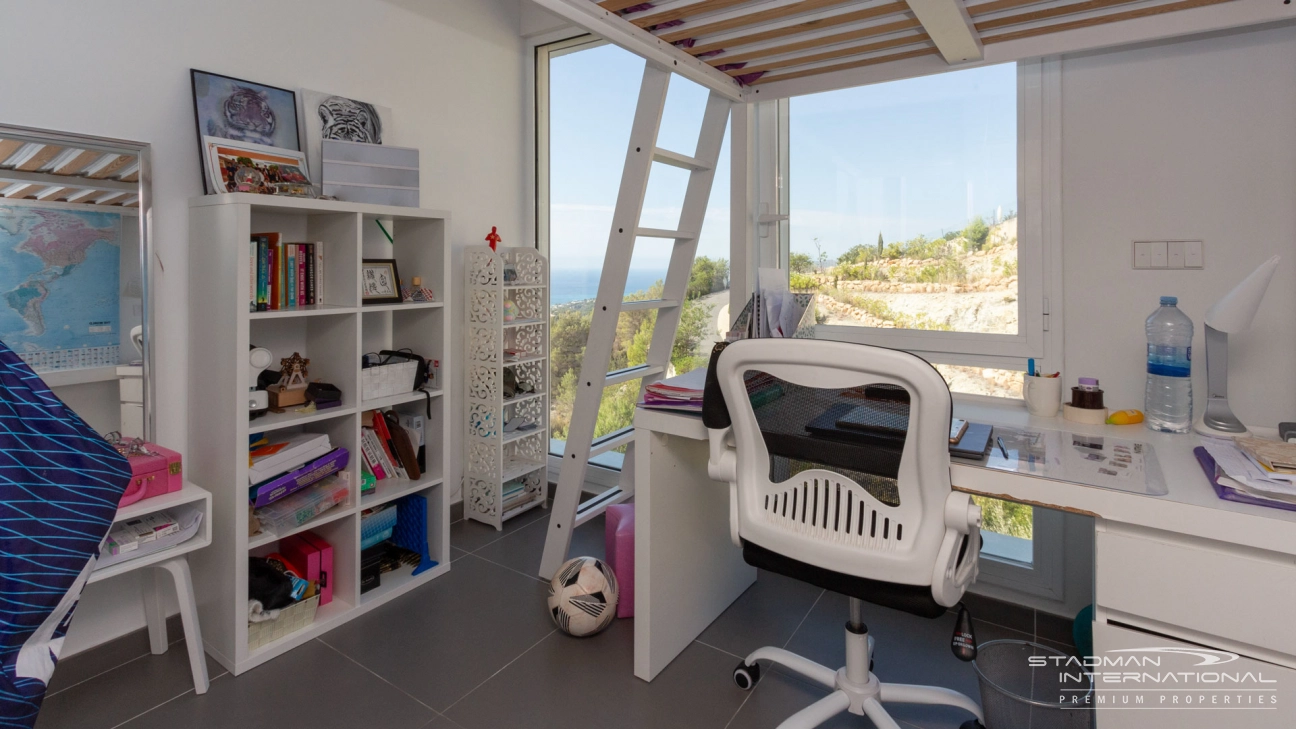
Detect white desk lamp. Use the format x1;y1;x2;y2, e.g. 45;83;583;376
1194;255;1280;438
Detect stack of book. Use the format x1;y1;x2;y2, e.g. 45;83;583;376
249;232;326;312
640;367;706;413
248;432;349;508
360;411;422;487
501;478;532;512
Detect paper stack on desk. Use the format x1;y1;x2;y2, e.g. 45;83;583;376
641;367;707;413
1199;436;1296;505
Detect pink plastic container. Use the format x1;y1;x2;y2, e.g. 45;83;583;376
605;503;635;619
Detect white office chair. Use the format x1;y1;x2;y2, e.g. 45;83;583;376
703;338;985;729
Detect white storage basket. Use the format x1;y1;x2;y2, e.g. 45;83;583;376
362;360;417;400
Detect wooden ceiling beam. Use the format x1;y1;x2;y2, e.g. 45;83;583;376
729;32;932;73
712;17;922;63
976;0;1150;32
683;1;910;54
982;0;1237;43
750;44;939;83
631;0;756;28
904;0;983;62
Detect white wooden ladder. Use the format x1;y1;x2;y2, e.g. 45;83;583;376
539;63;732;579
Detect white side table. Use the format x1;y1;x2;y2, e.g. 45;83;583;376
87;483;213;694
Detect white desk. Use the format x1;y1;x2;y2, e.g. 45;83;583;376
633;402;1296;728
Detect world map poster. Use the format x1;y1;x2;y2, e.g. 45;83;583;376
0;205;121;372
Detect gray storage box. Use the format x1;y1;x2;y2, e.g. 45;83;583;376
322;139;419;208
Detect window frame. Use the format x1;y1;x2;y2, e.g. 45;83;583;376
767;59;1061;375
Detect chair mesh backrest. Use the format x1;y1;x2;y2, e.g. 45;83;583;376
707;339;953;585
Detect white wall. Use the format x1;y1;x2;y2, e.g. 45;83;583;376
1061;25;1296;425
0;0;527;654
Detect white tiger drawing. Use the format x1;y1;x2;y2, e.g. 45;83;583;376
317;96;383;144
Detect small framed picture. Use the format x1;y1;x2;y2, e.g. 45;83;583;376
362;259;403;305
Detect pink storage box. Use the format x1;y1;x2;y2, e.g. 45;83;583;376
605;503;635;619
110;436;183;507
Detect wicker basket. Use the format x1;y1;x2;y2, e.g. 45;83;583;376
248;594;319;651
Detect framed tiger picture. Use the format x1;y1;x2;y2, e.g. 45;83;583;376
300;89;394;188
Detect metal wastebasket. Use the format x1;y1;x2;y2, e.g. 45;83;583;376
972;640;1094;729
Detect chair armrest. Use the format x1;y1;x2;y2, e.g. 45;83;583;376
708;427;736;484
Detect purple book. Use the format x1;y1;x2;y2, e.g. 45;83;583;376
250;447;350;508
1193;446;1296;513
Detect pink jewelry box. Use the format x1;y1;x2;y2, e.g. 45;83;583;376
108;434;183;507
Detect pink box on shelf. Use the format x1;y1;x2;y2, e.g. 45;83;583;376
605;503;635;619
114;439;183;508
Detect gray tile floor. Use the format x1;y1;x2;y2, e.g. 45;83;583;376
38;504;1075;729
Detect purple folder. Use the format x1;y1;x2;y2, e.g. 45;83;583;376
1193;446;1296;513
250;447;350;508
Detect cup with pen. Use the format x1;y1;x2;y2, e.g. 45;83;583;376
1023;358;1063;418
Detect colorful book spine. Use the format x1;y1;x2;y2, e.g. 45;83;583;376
315;245;325;305
305;243;315;305
359;428;389;480
256;236;269;311
297;246;307;306
249;447;350;508
249;240;257;312
286;245;297;308
277;241;286;308
371;414;407;480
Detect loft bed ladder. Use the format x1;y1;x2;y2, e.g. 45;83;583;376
539;63;732;579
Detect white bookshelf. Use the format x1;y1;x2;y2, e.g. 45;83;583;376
187;193;451;675
464;246;549;530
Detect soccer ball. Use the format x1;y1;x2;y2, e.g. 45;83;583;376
547;556;619;637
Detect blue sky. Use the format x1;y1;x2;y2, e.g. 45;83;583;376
549;43;1015;274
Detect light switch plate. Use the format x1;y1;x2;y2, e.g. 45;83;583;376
1133;241;1154;269
1149;241;1168;268
1167;240;1185;269
1183;240;1204;268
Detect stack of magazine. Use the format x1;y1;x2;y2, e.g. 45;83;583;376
641;367;706;413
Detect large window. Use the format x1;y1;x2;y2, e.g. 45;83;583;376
538;37;731;469
776;63;1053;572
779;63;1048;402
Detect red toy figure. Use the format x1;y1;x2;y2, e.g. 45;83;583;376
485;226;502;251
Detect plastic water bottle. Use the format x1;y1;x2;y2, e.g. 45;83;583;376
1144;296;1194;433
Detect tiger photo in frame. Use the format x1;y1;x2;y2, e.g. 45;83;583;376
300;89;393;187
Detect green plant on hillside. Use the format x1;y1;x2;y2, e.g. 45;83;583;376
790;252;814;273
1000;258;1017;278
962;216;990;251
687;256;729;300
825;289;952;331
789;271;818;291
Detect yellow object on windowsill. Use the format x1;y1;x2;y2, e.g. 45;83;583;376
1106;409;1145;425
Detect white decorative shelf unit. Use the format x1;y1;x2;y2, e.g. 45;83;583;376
187;193;451;675
464;246;549;530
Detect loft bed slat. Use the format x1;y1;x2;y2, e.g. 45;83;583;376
52;149;101;176
16;145;62;172
659;0;860;43
598;0;652;11
976;0;1163;32
728;31;932;73
712;16;922;64
751;45;939;83
682;1;909;54
631;0;756;28
0;139;23;163
982;0;1237;43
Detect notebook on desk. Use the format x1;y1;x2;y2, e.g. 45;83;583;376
805;403;992;460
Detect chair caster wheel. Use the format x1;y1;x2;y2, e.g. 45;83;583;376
733;661;760;690
959;720;986;729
